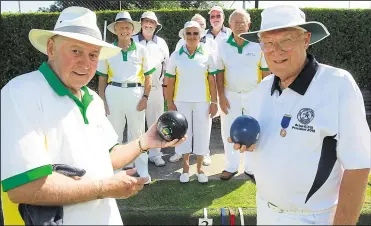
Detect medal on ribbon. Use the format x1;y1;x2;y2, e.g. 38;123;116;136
280;114;291;137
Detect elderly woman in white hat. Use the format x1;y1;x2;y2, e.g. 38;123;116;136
0;7;185;225
132;11;170;167
97;11;156;184
165;21;218;183
229;5;370;225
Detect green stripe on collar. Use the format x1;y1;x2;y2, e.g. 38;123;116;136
114;39;137;61
39;62;93;124
227;34;249;54
179;45;204;59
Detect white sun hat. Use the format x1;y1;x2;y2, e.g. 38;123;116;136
239;5;330;45
107;11;141;36
178;21;206;39
140;11;163;33
28;6;121;60
208;6;224;14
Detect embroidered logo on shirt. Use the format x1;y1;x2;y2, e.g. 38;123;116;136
292;108;316;133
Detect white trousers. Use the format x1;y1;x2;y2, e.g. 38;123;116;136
145;86;164;160
105;85;149;178
220;90;253;173
256;194;336;225
174;102;211;156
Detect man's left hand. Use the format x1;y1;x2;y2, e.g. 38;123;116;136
209;103;218;118
136;97;147;111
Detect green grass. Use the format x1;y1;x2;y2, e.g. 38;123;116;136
117;176;371;225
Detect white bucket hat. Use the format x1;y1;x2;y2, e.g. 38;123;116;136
239;5;330;45
28;6;121;60
140;11;162;33
208;6;224;14
107;11;141;36
178;21;206;39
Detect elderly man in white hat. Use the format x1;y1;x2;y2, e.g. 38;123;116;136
0;6;185;224
206;6;231;46
166;21;218;183
170;13;218;167
132;11;170;167
229;5;370;225
97;11;156;183
216;9;270;181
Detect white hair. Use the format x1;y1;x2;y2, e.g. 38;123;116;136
228;9;251;24
191;14;206;23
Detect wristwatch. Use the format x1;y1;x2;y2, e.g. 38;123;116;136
138;138;149;153
143;94;149;99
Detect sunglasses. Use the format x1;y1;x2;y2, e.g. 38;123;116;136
185;31;199;36
210;15;221;19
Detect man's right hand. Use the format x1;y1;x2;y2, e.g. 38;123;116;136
219;95;230;114
167;102;177;111
104;101;110;116
101;168;148;199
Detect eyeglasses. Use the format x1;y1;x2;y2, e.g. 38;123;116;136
185;31;199;36
259;33;305;53
210;15;221;20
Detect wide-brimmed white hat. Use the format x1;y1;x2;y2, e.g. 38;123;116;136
208;6;224;14
239;5;330;45
178;21;206;39
140;11;162;33
107;11;141;36
29;6;121;60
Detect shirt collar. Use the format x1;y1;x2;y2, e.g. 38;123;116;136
113;39;137;51
137;32;158;43
179;44;204;56
207;25;228;36
227;33;249;48
271;54;319;96
200;36;207;43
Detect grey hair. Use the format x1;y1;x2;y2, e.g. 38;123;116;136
191;14;206;23
228;9;251;24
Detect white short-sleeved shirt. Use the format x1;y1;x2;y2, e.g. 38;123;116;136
216;34;269;93
1;62;122;225
245;54;371;212
165;45;218;102
132;33;169;87
96;39;156;84
205;26;231;46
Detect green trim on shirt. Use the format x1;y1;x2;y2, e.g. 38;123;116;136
227;34;249;54
179;45;203;59
260;67;269;71
109;143;119;153
165;73;176;78
209;70;219;75
114;39;137;62
1;165;52;192
96;71;108;77
217;69;225;73
39;62;94;124
144;67;156;76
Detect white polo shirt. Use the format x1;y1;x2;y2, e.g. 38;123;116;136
165;45;218;102
216;34;269;92
205;25;231;46
246;54;371;212
132;33;169;87
96;39;156;84
1;62;122;225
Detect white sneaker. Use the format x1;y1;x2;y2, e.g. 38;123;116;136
169;153;183;163
180;172;191;183
202;154;212;166
144;176;152;185
197;173;208;183
150;156;166;167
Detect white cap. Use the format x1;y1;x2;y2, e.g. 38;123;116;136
208;6;224;14
178;21;205;39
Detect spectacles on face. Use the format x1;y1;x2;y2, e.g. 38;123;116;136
259;33;305;53
210;14;221;20
185;31;199;36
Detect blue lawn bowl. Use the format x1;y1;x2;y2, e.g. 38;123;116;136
230;115;260;147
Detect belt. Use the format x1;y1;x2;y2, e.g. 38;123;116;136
108;82;142;88
266;201;337;215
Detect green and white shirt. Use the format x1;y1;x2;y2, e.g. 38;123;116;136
1;62;122;225
96;40;156;84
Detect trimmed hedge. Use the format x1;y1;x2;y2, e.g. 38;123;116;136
1;8;371;91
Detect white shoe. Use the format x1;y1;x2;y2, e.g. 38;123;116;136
144;176;152;185
202;154;212;166
150;156;166;167
169;153;183;163
180;172;191;183
197;173;208;183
